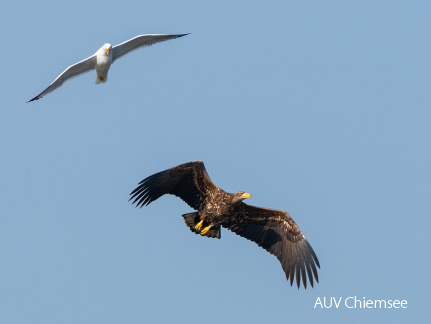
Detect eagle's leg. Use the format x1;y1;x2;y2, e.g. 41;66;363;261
200;225;212;236
195;220;204;231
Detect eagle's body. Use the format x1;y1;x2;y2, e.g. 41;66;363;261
130;161;320;288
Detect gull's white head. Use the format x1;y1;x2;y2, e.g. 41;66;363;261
103;43;112;55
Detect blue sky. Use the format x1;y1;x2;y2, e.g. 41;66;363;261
1;1;429;323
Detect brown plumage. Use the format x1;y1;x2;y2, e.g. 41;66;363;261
130;161;320;288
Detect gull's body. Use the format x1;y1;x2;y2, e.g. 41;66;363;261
94;44;112;84
27;34;188;102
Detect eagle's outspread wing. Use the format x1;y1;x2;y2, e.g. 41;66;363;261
223;203;320;289
130;161;217;210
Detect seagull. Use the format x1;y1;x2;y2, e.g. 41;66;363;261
26;34;188;102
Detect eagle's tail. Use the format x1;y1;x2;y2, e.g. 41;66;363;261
182;212;221;239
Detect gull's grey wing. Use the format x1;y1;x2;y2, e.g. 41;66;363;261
111;34;188;63
26;54;97;102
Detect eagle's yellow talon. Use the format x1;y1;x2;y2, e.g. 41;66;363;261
195;220;203;231
200;225;212;235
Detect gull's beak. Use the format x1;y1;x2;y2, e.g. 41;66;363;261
105;48;110;55
241;192;251;199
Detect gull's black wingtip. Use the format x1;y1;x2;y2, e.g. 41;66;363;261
26;96;40;103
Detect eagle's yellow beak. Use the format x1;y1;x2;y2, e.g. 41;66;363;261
241;192;251;199
105;48;110;55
